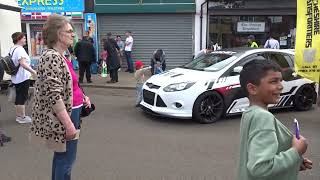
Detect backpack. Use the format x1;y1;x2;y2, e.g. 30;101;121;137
0;47;19;75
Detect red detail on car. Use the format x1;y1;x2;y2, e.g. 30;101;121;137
214;84;240;95
215;86;230;95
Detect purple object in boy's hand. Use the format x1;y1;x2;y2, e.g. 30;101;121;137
294;119;300;139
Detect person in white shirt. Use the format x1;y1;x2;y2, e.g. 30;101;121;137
10;32;36;124
264;33;280;49
124;31;134;73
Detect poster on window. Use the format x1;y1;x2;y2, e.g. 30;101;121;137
30;24;45;57
295;0;320;82
84;13;99;73
237;22;265;32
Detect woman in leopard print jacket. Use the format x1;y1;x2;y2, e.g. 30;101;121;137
29;14;91;180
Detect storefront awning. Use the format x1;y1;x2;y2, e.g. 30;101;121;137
94;0;196;14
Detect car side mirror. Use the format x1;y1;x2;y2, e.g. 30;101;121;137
232;66;243;74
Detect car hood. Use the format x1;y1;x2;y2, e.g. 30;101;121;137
146;68;220;87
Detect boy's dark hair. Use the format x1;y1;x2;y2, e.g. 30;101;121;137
240;59;282;96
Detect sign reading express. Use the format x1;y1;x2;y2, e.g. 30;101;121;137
17;0;84;12
237;22;265;32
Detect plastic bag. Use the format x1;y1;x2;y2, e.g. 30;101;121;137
72;58;79;70
101;61;108;77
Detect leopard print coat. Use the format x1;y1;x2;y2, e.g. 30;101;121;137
29;49;73;152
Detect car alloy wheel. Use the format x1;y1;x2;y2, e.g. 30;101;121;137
193;91;225;123
293;84;316;111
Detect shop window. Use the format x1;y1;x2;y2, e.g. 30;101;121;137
29;24;45;57
209;15;296;49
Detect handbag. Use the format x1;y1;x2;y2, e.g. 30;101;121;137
80;103;95;117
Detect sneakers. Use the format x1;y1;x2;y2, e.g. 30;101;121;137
16;116;32;124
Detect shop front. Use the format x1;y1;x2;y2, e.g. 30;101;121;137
17;0;85;65
95;0;196;68
206;0;296;49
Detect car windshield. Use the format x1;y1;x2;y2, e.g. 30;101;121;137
182;52;237;71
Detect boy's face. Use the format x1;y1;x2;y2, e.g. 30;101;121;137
248;70;283;105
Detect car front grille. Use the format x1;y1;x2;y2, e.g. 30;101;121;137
143;90;155;105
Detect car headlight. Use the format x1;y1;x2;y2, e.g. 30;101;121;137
163;82;196;92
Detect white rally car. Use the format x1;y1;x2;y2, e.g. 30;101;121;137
140;48;317;123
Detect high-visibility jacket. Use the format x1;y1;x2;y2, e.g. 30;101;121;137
249;41;259;48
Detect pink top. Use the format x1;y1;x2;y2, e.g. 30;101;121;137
64;57;83;107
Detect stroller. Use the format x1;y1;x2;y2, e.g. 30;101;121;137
150;49;166;75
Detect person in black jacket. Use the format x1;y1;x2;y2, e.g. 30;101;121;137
74;36;96;83
104;32;120;83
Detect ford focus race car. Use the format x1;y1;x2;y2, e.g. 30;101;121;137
140;48;317;123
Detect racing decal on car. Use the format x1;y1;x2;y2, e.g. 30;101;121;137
274;86;297;107
171;73;184;78
214;83;241;95
277;96;291;107
280;86;297;96
215;77;227;84
226;101;237;113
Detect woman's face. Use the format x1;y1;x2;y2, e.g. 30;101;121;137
59;23;75;47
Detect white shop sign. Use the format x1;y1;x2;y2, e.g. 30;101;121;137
237;22;265;32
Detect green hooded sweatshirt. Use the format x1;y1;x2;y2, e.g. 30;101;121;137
237;106;302;180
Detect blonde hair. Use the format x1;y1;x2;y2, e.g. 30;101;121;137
42;14;71;48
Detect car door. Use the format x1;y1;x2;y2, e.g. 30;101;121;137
265;52;298;108
222;53;268;114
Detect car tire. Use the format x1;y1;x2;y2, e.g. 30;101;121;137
293;84;316;111
193;91;225;124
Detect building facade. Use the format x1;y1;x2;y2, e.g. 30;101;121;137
94;0;196;68
0;0;21;57
200;0;296;49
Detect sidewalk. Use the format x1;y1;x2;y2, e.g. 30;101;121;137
80;70;143;90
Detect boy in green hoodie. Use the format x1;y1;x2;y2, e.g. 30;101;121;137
237;59;312;180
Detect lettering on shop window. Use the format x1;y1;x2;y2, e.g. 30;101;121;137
305;0;320;48
18;0;64;6
210;0;245;9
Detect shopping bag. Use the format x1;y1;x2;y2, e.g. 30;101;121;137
101;61;108;77
72;58;79;70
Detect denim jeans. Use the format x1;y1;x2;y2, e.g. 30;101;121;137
125;51;133;72
136;84;143;105
52;107;81;180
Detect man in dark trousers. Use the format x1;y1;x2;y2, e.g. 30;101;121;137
104;32;120;83
74;36;96;83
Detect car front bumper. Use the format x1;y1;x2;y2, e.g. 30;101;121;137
140;85;200;119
